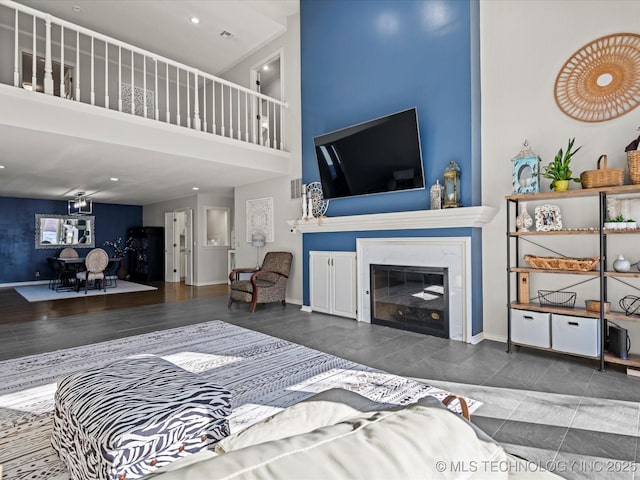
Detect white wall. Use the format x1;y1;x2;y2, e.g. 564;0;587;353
144;193;234;285
222;14;303;304
481;0;640;352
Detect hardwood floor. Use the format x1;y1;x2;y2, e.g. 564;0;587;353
1;282;229;325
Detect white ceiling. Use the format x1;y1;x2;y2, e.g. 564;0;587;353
1;0;298;206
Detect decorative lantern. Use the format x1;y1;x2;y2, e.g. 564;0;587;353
443;160;461;208
511;140;540;194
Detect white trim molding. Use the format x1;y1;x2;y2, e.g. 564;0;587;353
287;206;497;233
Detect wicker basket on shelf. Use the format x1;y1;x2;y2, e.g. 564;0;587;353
628;150;640;184
580;154;625;188
523;254;600;271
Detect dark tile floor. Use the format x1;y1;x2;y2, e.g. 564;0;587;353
1;296;639;479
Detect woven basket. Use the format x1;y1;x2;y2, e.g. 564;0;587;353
628;150;640;184
580;154;625;188
523;254;600;271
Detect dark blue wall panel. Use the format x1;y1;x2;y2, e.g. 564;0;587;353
0;197;142;283
300;0;483;334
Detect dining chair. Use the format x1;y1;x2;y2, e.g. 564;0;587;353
76;248;109;294
47;257;75;291
59;247;79;259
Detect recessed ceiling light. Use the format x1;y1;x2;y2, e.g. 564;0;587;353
263;65;270;71
192;187;199;191
110;177;119;182
0;165;5;169
72;5;81;12
190;16;200;24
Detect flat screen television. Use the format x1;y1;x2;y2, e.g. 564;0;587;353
314;108;425;200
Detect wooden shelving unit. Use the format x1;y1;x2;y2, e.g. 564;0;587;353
506;185;640;374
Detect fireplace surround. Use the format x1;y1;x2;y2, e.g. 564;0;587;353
356;237;472;342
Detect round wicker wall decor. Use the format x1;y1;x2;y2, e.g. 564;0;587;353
554;33;640;123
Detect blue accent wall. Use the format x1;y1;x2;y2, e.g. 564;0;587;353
300;0;483;334
0;197;142;283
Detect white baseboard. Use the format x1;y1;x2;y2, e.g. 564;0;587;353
482;332;507;343
0;280;49;288
468;332;485;344
193;280;228;286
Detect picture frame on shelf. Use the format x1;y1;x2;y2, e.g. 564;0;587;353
535;204;562;231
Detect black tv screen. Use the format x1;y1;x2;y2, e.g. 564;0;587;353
314;108;425;200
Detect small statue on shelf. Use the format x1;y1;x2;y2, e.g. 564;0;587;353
515;204;533;232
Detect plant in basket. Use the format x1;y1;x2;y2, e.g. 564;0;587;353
542;138;582;191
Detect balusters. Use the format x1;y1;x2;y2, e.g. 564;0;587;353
60;26;65;98
130;50;134;114
31;16;37;90
258;98;263;146
193;71;201;130
75;31;80;101
176;68;181;126
165;63;170;123
279;102;284;150
186;71;191;129
237;88;241;139
5;3;287;150
212;81;217;135
220;84;225;137
118;46;122;111
44;15;53;95
90;37;95;105
154;59;159;121
104;41;109;108
252;94;257;144
203;78;208;132
245;91;249;141
13;10;19;87
143;55;147;118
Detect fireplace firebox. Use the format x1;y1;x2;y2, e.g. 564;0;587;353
370;264;449;337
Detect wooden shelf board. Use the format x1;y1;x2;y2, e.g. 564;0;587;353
510;230;598;236
506;184;640;201
604;352;640;368
510;267;599;276
606;271;640;278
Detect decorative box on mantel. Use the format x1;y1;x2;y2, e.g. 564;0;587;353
287;206;497;234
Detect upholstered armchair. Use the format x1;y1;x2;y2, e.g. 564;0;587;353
228;252;293;313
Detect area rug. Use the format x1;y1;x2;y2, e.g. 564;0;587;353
14;280;157;302
0;320;480;480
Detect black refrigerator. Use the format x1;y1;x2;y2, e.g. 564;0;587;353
128;226;164;282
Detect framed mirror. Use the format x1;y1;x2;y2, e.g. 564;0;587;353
35;214;95;249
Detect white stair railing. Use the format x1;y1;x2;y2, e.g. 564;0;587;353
0;0;288;151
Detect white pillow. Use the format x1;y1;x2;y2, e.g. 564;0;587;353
215;388;394;453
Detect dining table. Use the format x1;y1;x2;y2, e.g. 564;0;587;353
55;257;121;289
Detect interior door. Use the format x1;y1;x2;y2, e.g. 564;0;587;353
184;208;194;285
164;212;179;282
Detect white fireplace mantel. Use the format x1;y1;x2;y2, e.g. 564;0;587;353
287;206;497;234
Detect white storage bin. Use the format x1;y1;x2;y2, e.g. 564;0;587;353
552;314;600;357
511;310;551;348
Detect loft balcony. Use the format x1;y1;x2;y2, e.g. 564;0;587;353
0;0;291;203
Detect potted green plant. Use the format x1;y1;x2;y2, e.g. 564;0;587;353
542;138;582;191
604;214;627;230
